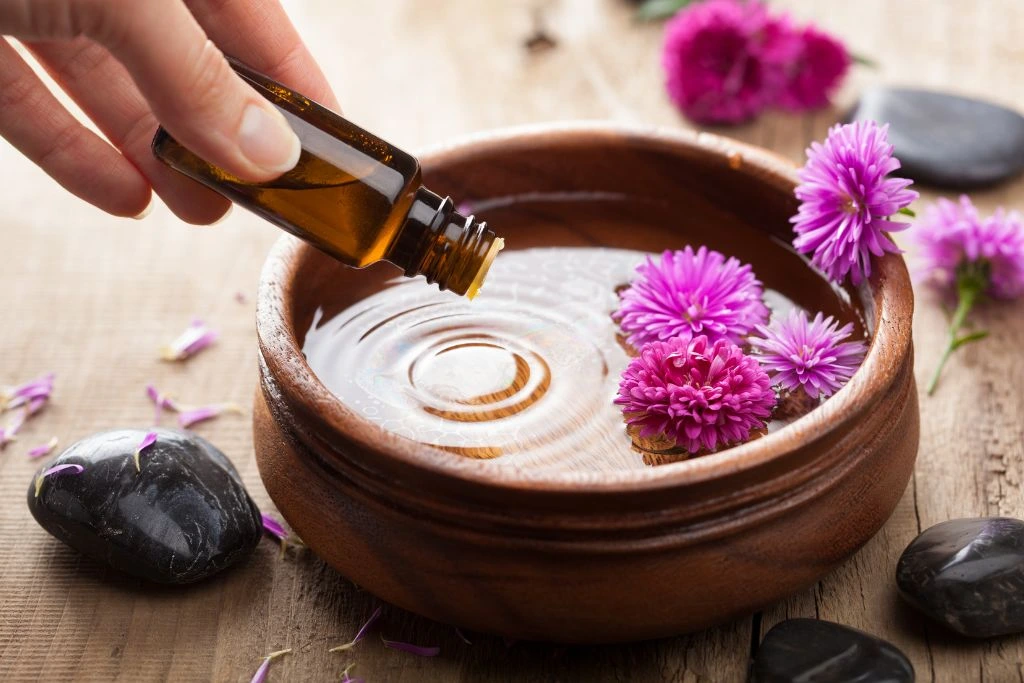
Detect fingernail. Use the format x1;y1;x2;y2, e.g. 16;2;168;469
237;103;301;175
132;197;154;220
210;205;233;226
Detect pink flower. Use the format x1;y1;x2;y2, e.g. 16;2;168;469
662;0;798;124
615;247;768;349
791;121;918;285
614;335;776;454
916;196;1024;394
916;195;1024;300
751;309;866;398
778;25;851;111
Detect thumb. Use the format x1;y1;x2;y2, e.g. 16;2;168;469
90;0;301;182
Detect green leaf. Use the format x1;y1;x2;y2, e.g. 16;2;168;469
897;207;916;218
636;0;694;21
951;330;989;350
851;52;879;69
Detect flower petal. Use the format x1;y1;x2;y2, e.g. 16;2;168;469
160;320;219;362
249;649;290;683
330;606;383;652
27;436;59;459
177;403;242;429
261;513;288;542
134;431;158;471
34;463;84;497
381;635;440;657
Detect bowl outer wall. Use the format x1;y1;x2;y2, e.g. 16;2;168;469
253;122;919;641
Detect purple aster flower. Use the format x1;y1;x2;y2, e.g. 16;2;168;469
916;195;1024;300
614;246;769;349
750;309;866;399
915;196;1024;394
777;25;851;111
614;335;776;454
27;436;59;459
661;0;799;125
791;121;918;285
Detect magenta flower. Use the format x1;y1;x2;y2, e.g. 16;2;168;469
791;121;918;285
614;247;768;349
662;0;798;124
751;309;866;399
160;319;218;362
778;26;851;111
915;196;1024;394
614;335;776;454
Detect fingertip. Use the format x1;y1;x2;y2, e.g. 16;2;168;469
235;101;302;180
173;197;233;226
161;186;232;226
130;195;154;220
209;204;234;226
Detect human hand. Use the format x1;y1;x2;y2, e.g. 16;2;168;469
0;0;339;223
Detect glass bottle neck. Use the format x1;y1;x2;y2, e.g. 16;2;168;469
389;188;503;298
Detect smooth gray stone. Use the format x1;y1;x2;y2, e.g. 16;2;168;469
848;87;1024;188
897;517;1024;638
28;428;262;584
751;618;914;683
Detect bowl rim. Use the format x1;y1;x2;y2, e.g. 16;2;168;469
256;121;914;494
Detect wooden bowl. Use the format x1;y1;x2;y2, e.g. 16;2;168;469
254;123;918;643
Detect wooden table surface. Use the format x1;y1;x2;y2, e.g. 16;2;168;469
3;1;1024;680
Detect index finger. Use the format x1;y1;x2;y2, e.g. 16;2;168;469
185;0;340;111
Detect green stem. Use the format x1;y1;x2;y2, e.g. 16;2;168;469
926;282;979;395
851;52;879;69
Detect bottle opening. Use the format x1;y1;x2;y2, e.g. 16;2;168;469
466;237;505;300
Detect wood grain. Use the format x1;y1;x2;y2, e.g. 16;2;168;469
1;0;1022;680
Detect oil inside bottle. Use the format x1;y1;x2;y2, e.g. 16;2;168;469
153;59;499;296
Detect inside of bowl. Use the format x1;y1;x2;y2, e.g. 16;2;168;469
287;132;868;474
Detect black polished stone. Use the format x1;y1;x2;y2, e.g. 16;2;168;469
848;87;1024;188
28;428;262;584
897;517;1024;638
752;618;914;683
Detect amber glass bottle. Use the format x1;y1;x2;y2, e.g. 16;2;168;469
152;60;502;297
